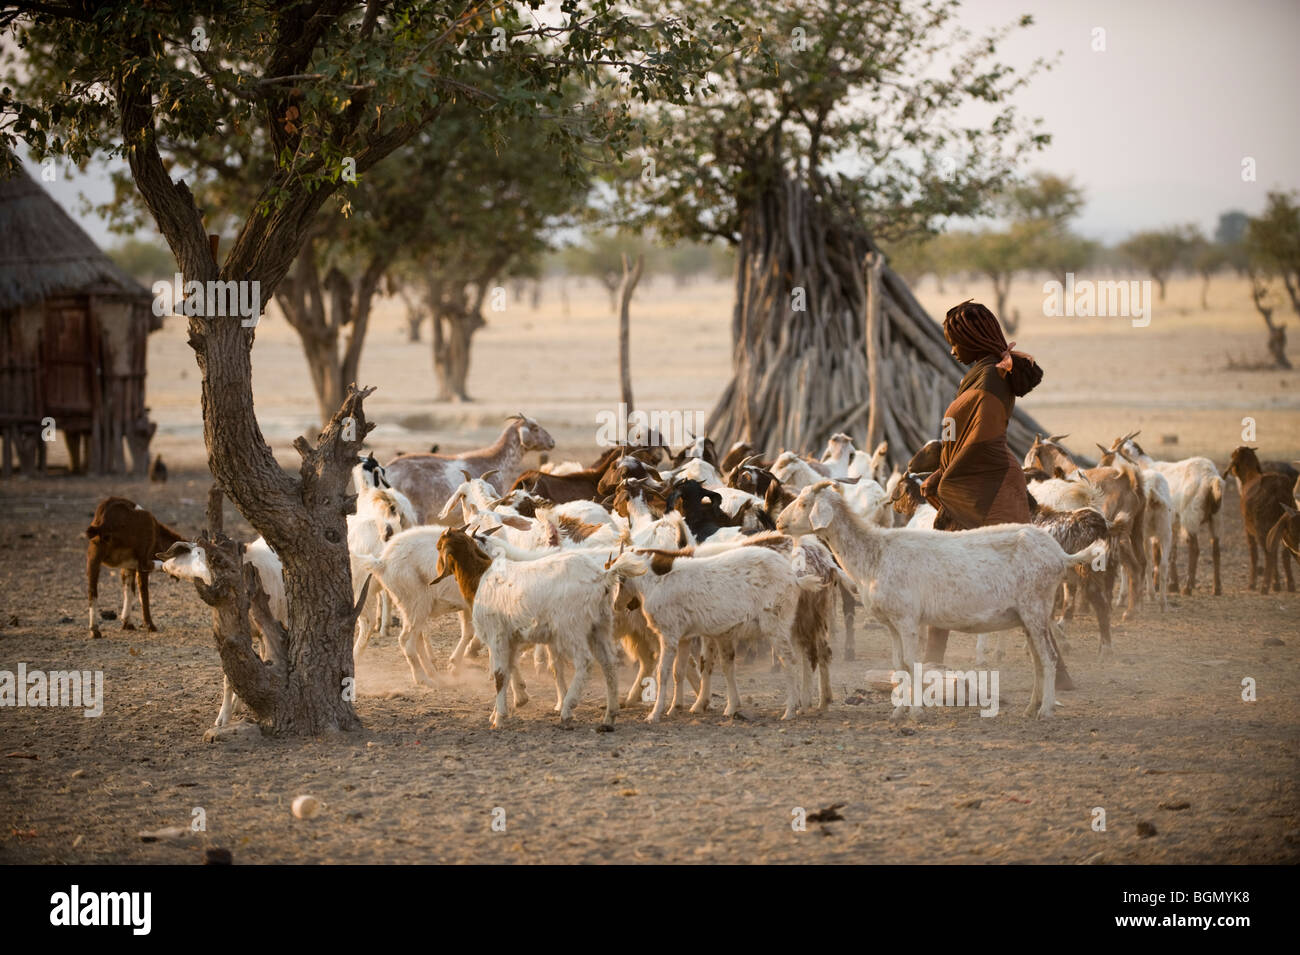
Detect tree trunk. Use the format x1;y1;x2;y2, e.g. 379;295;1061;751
705;173;1058;468
1249;273;1292;369
618;253;644;412
1200;273;1210;310
276;245;385;430
991;274;1013;333
429;278;486;402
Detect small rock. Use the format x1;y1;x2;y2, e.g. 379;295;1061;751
59;616;74;624
139;826;188;842
7;614;18;627
1158;801;1191;811
806;804;845;823
1136;821;1158;838
1263;638;1285;647
101;610;117;621
204;848;233;865
292;795;322;819
956;798;982;809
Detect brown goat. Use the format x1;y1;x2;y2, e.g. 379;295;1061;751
433;527;494;606
1225;447;1296;594
85;497;185;638
1267;505;1300;566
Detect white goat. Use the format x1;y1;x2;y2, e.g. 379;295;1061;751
434;530;645;728
156;537;286;727
777;483;1102;719
1114;435;1224;595
819;433;857;479
350;526;482;688
614;540;808;723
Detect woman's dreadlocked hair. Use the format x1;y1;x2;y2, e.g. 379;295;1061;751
943;300;1043;398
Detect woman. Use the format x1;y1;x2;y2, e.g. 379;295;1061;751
918;301;1073;689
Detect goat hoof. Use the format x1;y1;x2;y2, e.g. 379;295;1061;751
595;723;615;733
146;624;158;633
727;710;744;720
90;628;102;639
121;621;135;631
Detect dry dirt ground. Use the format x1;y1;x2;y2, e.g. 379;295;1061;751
2;274;1298;864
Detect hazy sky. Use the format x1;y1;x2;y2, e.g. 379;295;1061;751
18;0;1300;247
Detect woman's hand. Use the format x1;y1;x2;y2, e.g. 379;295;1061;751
919;470;942;507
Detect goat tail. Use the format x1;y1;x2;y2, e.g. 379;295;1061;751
352;554;385;586
86;523;104;540
1066;539;1107;569
1207;475;1223;516
606;552;648;579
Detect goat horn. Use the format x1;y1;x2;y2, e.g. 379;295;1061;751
1096;443;1110;456
480;468;500;482
1047;433;1069;444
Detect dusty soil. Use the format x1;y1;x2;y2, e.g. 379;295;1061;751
2;274;1298;864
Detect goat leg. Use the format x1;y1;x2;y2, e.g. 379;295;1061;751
840;583;856;661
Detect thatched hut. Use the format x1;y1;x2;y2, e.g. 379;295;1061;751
0;161;160;477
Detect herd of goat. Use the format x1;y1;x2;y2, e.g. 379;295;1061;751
82;414;1300;729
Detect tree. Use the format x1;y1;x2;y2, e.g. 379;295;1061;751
108;236;176;281
3;0;724;734
1120;227;1197;301
947;227;1030;332
1188;235;1227;310
1244;190;1300;369
562;230;655;310
404;105;593;402
627;1;1049;458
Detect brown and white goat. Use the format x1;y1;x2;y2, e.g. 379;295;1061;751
85;497;185;638
1024;434;1148;620
384;414;554;523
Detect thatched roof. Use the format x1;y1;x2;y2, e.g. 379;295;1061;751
0;160;152;311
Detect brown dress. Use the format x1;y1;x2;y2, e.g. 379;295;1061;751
918;357;1071;688
924;356;1030;530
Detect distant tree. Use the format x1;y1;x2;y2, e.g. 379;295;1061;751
1008;173;1092;283
1187;235;1228;310
1214;210;1251;276
1244;191;1300;368
1215;210;1250;246
1120;227;1197;301
108;237;175;282
562;231;653;310
947;228;1031;333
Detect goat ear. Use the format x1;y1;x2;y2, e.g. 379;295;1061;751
810;492;834;530
500;515;531;531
